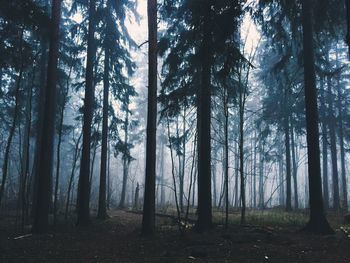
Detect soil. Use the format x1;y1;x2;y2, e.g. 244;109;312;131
1;210;350;263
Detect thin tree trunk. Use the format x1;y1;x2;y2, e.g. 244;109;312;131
53;98;64;226
167;116;183;234
239;92;245;224
53;60;73;225
97;24;110;219
0;31;24;209
212;160;217;207
19;68;34;229
290;126;299;209
224;93;229;228
327;75;340;211
258;142;264;208
160;138;165;207
285;115;292;211
337;80;348;211
77;0;96;227
334;46;348;211
319;77;329;209
253;130;257;208
89;138;99;198
107;143;111;210
234;138;239;208
65;133;82;219
176;118;184;213
192;161;197;207
181;109;186;213
119;102;130;209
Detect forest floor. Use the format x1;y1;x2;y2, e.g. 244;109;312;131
1;209;350;262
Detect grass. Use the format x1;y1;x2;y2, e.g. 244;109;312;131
212;208;309;228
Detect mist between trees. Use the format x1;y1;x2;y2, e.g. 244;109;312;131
0;0;349;238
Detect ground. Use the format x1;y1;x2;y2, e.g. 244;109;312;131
1;210;350;262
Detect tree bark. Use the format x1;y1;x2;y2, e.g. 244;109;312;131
160;138;165;207
301;0;333;234
32;0;62;233
290;126;299;209
54;60;73;225
65;133;82;219
224;92;229;228
97;23;110;219
346;0;350;57
284;115;292;211
239;89;245;224
196;6;212;232
258;141;264;208
31;0;50;219
319;77;329;209
336;77;348;211
327;76;340;211
19;69;34;229
77;0;96;227
141;0;157;236
119;96;130;209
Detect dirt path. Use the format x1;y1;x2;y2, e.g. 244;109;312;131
1;211;350;262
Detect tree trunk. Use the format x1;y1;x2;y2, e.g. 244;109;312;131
141;0;157;236
224;94;229;228
53;96;64;226
336;80;348;211
119;99;130;209
234;138;239;208
160;139;165;207
346;0;350;57
239;92;245;224
258;141;264;208
107;143;111;210
176;118;184;213
327;76;340;211
290;126;299;209
181;109;186;213
196;8;212;232
31;0;50;219
32;0;62;233
253;131;257;208
0;29;24;210
97;25;110;219
284;116;292;211
319;77;329;209
54;60;72;225
19;69;34;229
301;0;333;234
212;159;217;207
65;133;82;219
77;0;96;227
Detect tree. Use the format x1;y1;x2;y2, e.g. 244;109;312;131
159;0;244;232
0;0;48;212
141;0;157;236
76;0;96;227
97;0;112;220
346;0;350;57
301;0;333;234
117;91;138;209
32;0;62;234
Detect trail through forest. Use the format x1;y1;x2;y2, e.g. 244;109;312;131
1;210;350;262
